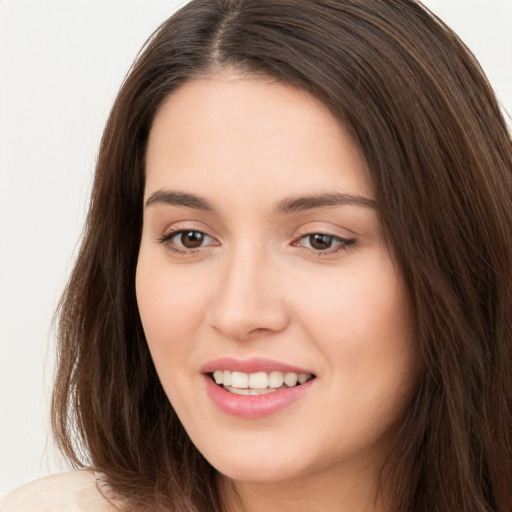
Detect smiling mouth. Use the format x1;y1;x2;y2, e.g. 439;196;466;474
210;370;315;396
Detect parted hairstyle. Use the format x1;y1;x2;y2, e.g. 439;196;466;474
51;1;512;510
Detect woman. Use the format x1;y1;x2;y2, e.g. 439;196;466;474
2;0;511;511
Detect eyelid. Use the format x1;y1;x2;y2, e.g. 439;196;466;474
293;232;355;254
161;229;215;244
292;222;356;241
157;220;218;241
157;222;220;255
291;223;357;255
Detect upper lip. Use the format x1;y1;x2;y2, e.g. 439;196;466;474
201;357;315;375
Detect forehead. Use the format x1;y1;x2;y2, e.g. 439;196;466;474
145;74;373;203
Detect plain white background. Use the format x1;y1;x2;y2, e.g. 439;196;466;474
0;0;511;497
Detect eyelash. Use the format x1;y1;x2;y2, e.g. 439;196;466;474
157;229;217;254
158;229;356;256
293;233;356;255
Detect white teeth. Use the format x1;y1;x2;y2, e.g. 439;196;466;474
268;371;284;388
284;372;298;387
249;371;268;389
228;387;251;395
231;371;249;389
211;369;313;392
225;386;277;395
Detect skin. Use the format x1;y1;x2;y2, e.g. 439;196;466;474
136;73;418;512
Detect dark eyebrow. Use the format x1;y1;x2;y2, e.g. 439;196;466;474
145;190;213;211
275;193;377;213
145;189;376;213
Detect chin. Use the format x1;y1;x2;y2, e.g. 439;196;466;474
216;461;304;484
202;443;310;483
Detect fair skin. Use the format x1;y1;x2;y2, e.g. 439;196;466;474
136;73;417;512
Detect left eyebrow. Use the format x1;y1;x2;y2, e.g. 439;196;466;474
275;193;377;214
145;190;214;211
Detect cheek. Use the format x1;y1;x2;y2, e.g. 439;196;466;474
299;260;410;339
135;252;212;367
295;255;416;394
297;267;417;457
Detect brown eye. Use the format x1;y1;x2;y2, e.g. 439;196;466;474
296;233;355;254
159;229;217;253
307;234;337;250
178;230;205;248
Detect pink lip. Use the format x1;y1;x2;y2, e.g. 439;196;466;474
204;375;315;419
201;357;316;419
201;357;313;375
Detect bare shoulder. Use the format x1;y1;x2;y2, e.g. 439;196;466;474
0;470;119;512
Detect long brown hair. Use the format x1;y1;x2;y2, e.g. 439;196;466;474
52;1;512;510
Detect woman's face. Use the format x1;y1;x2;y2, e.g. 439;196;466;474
136;74;417;487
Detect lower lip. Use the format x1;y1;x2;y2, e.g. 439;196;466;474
203;375;314;419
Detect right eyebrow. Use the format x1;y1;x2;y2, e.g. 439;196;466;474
275;192;376;213
145;190;214;211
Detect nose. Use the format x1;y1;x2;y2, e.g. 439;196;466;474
207;246;290;342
